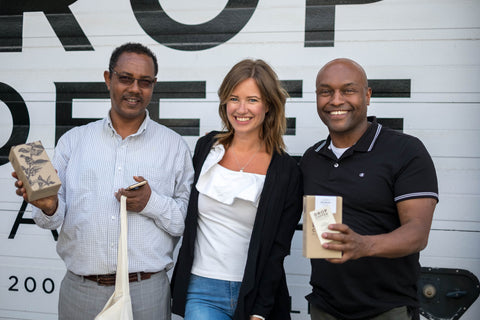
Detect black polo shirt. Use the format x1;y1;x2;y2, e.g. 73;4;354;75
300;117;438;319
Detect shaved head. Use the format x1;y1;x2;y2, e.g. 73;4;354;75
316;58;369;90
314;58;372;147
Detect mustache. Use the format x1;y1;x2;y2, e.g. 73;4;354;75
123;95;143;101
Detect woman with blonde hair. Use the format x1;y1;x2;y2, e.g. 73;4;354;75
171;59;302;320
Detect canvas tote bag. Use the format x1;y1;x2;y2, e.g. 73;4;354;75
95;195;134;319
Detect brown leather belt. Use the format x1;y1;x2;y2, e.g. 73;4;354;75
83;271;158;286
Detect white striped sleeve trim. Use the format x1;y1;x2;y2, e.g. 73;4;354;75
395;192;439;202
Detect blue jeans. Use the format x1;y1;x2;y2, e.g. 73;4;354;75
185;274;241;320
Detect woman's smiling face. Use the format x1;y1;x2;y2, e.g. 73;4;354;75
226;78;268;138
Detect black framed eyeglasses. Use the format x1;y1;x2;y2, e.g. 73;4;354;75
112;70;156;89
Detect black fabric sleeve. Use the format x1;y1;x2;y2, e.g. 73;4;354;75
251;160;303;317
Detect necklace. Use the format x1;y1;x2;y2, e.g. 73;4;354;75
231;145;262;172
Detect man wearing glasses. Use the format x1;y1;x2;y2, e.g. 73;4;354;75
13;42;194;319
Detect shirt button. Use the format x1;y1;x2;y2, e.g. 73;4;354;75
111;216;116;220
334;163;339;168
110;243;115;248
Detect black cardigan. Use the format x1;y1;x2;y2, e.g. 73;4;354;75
171;132;303;319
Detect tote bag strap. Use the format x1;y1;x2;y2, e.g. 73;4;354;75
94;195;133;320
116;195;130;295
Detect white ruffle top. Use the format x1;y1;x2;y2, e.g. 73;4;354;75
191;144;266;281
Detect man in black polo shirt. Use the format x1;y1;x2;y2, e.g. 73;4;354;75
300;58;438;320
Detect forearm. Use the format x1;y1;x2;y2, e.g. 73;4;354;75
367;197;437;258
325;198;436;261
363;222;431;258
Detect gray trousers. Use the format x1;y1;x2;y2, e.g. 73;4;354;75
310;303;411;320
58;270;171;320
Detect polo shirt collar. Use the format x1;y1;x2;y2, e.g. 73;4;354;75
315;116;383;156
352;116;382;152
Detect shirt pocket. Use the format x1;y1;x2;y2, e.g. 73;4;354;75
131;165;175;197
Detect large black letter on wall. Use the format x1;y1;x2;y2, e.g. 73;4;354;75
54;81;206;144
0;83;29;165
305;0;382;47
9;200;59;240
131;0;259;51
0;82;58;241
0;0;93;52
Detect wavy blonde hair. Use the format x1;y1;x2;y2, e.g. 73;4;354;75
216;59;288;154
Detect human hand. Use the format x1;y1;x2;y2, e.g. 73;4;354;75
321;223;373;263
12;171;58;215
115;176;151;212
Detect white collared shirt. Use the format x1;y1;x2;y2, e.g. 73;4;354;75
32;111;194;275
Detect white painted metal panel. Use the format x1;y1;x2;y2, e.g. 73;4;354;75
1;0;479;318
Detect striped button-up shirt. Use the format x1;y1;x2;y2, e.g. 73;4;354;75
33;112;194;275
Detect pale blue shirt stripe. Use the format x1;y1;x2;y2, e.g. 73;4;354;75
32;112;194;275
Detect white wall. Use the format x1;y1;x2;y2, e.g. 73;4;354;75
0;0;479;319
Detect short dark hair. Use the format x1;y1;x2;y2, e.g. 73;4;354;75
108;42;158;76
